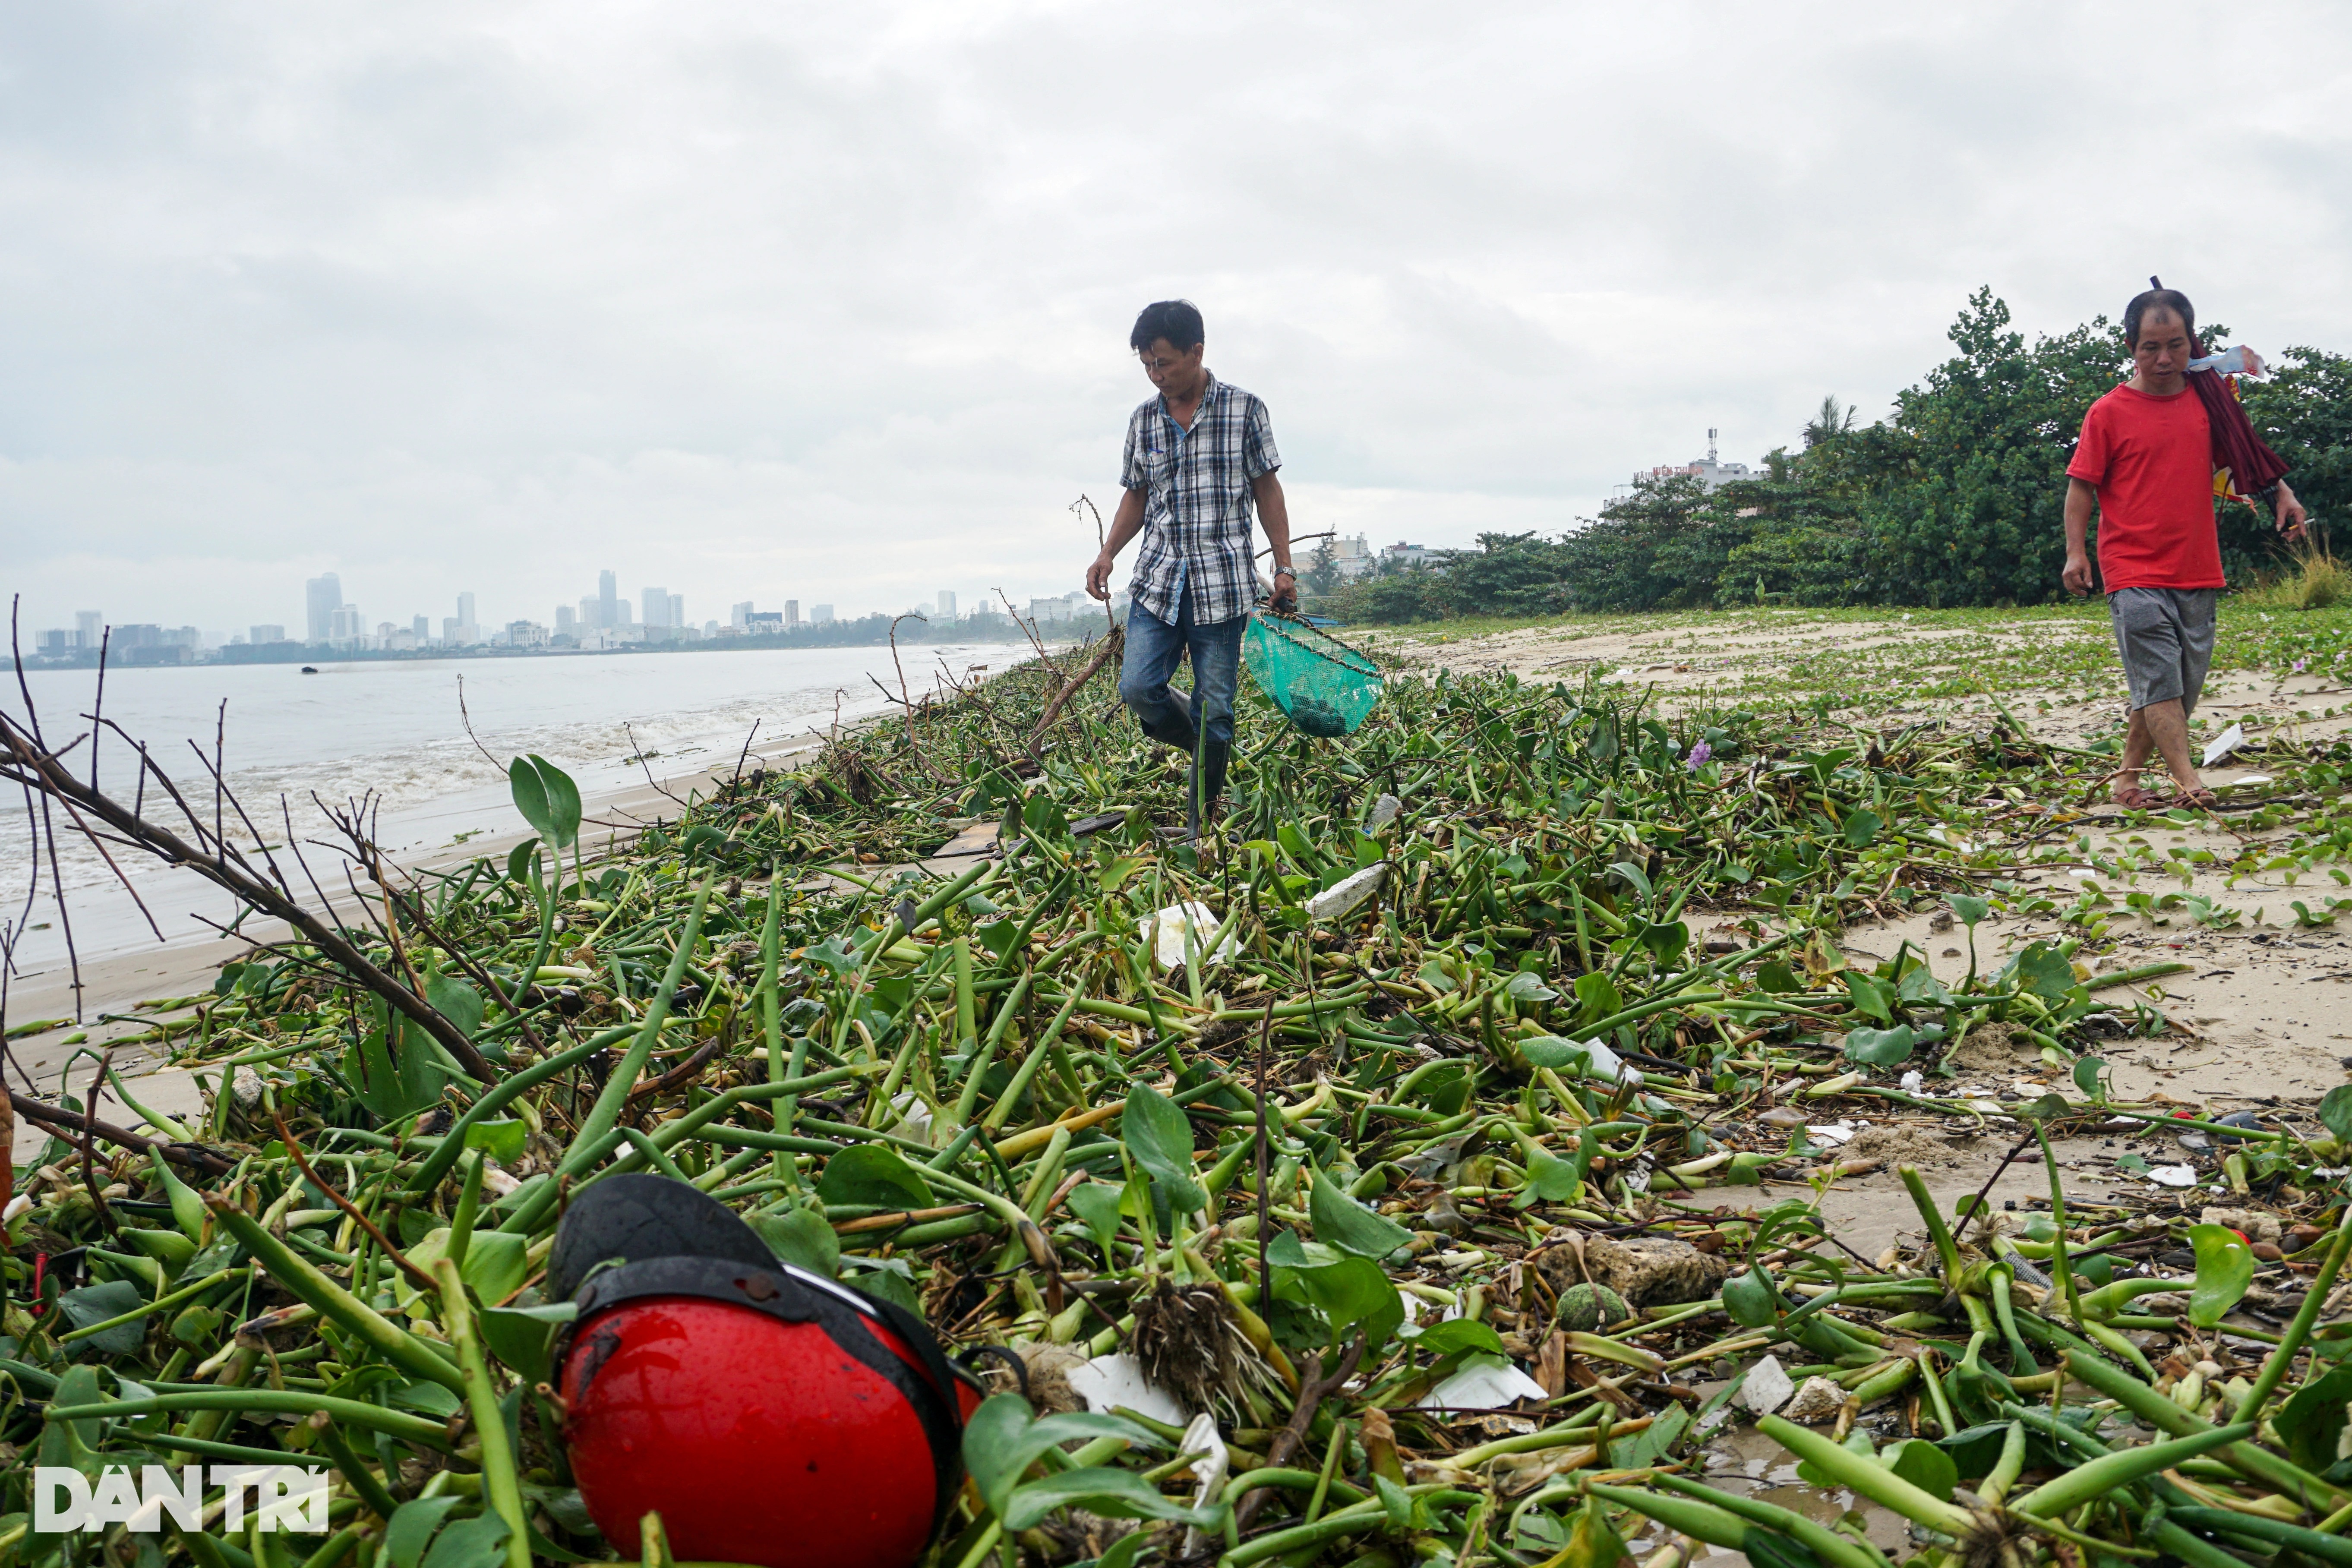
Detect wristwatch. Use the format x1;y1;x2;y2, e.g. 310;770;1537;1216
1272;566;1296;579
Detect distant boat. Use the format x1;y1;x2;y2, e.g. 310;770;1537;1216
300;666;319;674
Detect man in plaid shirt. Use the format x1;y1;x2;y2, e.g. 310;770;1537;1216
1087;300;1298;824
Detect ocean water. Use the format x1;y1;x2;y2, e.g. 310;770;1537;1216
1;641;1031;965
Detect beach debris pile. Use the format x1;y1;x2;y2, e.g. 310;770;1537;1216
4;646;2352;1568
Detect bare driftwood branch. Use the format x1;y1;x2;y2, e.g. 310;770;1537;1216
0;706;502;1083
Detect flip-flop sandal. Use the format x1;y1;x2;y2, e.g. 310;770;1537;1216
2112;785;2166;811
2180;788;2221;810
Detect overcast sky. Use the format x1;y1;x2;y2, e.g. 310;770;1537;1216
3;2;2348;639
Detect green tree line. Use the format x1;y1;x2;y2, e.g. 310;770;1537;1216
1320;288;2352;622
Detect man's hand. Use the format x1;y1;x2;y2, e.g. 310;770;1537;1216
1086;549;1117;601
2276;482;2309;540
2062;551;2096;596
1268;568;1298;615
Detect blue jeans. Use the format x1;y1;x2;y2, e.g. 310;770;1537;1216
1120;600;1244;814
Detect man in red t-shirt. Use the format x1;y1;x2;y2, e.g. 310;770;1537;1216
2062;285;2304;809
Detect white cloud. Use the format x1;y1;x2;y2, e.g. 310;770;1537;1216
3;0;2348;632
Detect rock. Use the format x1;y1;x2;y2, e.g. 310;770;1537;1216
2199;1207;2283;1244
1740;1354;1794;1416
1758;1106;1809;1130
1781;1376;1849;1424
1580;1234;1731;1307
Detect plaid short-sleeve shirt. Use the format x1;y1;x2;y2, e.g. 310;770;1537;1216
1119;373;1282;626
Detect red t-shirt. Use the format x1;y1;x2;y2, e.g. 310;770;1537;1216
2066;384;2221;590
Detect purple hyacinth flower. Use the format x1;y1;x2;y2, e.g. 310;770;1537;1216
1685;739;1711;770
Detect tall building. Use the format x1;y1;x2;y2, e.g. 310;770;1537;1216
937;591;957;619
578;596;599;629
305;575;341;643
556;606;576;634
783;600;799;627
455;592;479;645
641;587;670;628
75;610;103;648
597;570;618;628
667;593;685;629
443;616;460;644
250;624;286;644
329;605;366;645
731;600;754;628
809;604;834;625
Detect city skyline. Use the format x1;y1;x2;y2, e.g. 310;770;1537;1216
20;563;1070;661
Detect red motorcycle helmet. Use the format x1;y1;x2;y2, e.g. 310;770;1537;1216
552;1175;982;1568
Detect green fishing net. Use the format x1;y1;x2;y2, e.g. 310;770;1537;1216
1244;612;1384;737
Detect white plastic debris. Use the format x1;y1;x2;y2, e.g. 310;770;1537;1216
1740;1354;1795;1415
1;1195;29;1223
1065;1353;1188;1427
1139;902;1238;970
1365;794;1403;833
1900;1070;1926;1094
1178;1411;1229;1559
890;1092;935;1141
2225;773;2273;790
1806;1124;1856;1145
1307;863;1389;924
2202;722;2247;767
1568;1037;1644;1089
2148;1164;2200;1188
1419;1358;1550;1410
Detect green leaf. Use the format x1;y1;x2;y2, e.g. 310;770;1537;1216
1270;1240;1405;1353
1840;971;1895;1025
1121;1083;1207;1218
750;1208;840;1278
426;972;485;1041
2274;1362;2352;1471
1308;1168;1414;1259
2320;1084;2352;1146
505;837;540;886
960;1394;1162;1521
1503;970;1558;1003
2072;1057;2109;1103
1721;1266;1781;1329
1551;1495;1629;1568
1755;960;1801;994
1842;1025;1916;1066
1373;1474;1414;1529
1409;1319;1506;1357
2012;942;2077;1002
1065;1183;1125;1252
460;1230;529;1304
1522;1148;1584;1203
1883;1437;1957;1502
1842;810;1882;848
55;1280;147;1356
508;755;581;850
1572;971;1623;1024
385;1498;466;1568
1948;893;1991;928
422;1513;512;1568
1637;920;1689;967
2187;1222;2256;1328
1002;1468;1225;1532
1607;860;1654;902
815;1144;934;1211
464;1119;528;1166
477;1302;577;1386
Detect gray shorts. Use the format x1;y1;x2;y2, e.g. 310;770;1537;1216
2108;587;2217;714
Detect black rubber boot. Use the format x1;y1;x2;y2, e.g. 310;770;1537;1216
1199;738;1230;820
1163;685;1197;750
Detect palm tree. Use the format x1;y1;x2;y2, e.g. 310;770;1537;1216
1803;394;1856;449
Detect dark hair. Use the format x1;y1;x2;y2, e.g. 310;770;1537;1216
2125;276;2196;351
1130;300;1204;353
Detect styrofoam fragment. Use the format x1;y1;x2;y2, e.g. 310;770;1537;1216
1307;863;1388;924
